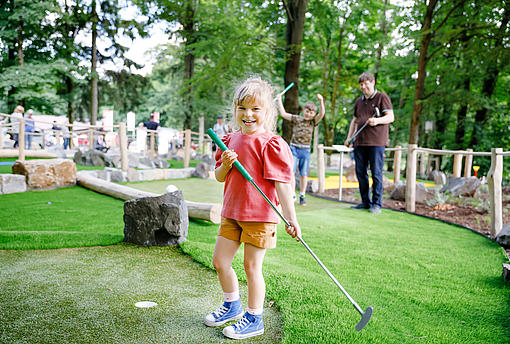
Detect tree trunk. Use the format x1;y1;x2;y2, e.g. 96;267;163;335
327;26;345;149
321;35;333;149
66;76;74;123
374;0;389;84
182;0;196;131
409;0;438;145
90;0;98;125
454;78;469;149
282;0;309;143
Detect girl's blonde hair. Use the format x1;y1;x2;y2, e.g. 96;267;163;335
230;76;277;133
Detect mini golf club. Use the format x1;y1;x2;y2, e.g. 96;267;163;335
348;106;381;145
273;82;294;101
207;128;373;331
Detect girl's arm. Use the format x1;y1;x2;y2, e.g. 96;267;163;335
275;181;301;241
215;150;238;182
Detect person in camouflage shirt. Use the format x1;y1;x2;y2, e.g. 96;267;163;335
276;93;325;206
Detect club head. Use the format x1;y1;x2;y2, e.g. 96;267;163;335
355;306;373;331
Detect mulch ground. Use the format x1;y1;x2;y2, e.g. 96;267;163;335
312;187;510;259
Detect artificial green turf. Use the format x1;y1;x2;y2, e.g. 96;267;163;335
1;180;509;343
0;244;281;344
181;204;510;343
167;159;200;169
0;186;124;249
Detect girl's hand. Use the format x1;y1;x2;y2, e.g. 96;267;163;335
285;220;301;241
221;150;238;169
317;93;324;102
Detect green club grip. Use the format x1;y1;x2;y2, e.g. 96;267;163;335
206;128;253;181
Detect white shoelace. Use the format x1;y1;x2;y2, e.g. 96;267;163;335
234;317;250;330
213;305;228;317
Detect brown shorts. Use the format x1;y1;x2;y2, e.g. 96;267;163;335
218;217;277;249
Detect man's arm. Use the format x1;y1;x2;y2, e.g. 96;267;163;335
344;117;358;146
314;93;326;125
367;110;394;126
276;93;293;121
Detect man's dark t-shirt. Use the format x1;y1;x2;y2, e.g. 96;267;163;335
353;91;393;146
144;120;159;131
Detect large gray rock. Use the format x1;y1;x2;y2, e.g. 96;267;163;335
192;161;213;179
74;148;116;168
429;170;447;186
496;223;510;247
440;177;481;197
123;191;188;246
0;174;27;194
389;181;436;204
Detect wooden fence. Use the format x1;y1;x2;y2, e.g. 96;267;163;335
317;144;508;237
0;113;212;171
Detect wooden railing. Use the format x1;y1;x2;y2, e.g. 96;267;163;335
317;144;508;237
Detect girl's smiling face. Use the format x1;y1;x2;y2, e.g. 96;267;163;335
235;97;267;135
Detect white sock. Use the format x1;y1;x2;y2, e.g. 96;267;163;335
247;307;263;315
300;192;305;196
223;291;240;302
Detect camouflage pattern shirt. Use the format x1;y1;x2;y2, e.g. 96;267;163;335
290;115;317;147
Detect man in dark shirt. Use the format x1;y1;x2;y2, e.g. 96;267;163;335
139;114;160;153
345;72;394;214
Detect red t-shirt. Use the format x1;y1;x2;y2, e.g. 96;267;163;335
215;131;293;223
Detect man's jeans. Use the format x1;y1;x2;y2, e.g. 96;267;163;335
353;146;385;207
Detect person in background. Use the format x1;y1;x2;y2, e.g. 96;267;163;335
24;109;35;150
139;114;160;153
344;72;394;214
10;105;24;148
276;93;325;206
212;114;230;152
62;119;70;150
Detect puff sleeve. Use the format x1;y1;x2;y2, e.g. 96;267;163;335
214;134;232;169
262;135;293;183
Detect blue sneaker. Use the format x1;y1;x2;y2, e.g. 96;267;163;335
222;312;264;339
204;299;244;327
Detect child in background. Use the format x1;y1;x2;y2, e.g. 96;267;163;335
276;93;325;206
204;77;301;340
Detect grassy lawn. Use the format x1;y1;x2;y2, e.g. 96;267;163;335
0;180;509;343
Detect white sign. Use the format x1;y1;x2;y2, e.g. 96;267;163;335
102;109;114;132
127;112;136;132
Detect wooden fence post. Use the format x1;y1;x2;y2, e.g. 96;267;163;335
405;144;417;212
317;144;325;193
419;151;427;178
119;122;128;172
453;153;463;177
338;151;344;201
18;119;25;161
88;127;94;149
0;124;3;150
393;146;401;183
487;148;503;237
464;149;473;178
198;116;204;154
184;129;191;168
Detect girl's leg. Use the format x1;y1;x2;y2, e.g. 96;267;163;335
212;236;241;294
243;243;267;312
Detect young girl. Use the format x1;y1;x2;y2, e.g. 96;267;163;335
204;77;301;340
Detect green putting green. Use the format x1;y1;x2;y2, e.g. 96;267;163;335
0;180;508;343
